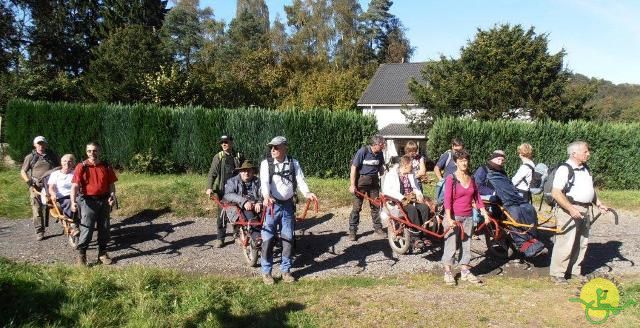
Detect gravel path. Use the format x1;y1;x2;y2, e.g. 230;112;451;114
0;206;637;280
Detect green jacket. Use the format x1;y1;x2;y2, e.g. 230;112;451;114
206;149;244;195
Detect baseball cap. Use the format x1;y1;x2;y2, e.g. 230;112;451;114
267;136;288;146
33;136;47;145
219;135;233;144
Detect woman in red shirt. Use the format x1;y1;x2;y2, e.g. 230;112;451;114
442;150;488;286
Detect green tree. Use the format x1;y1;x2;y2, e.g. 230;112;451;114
19;0;100;76
361;0;412;63
236;0;269;34
161;0;214;70
0;0;19;72
409;24;594;128
99;0;168;36
85;25;170;103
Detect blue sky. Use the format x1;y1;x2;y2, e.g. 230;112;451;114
200;0;640;85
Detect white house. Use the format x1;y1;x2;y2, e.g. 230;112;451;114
357;62;427;161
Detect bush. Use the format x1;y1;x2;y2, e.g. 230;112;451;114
4;100;378;177
426;118;640;189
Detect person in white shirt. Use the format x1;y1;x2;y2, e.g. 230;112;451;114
512;143;535;203
549;141;608;285
382;155;432;251
47;154;75;218
259;136;317;285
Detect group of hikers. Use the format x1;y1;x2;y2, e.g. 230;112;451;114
20;133;608;286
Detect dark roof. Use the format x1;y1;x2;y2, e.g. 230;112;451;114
378;123;425;138
358;62;426;105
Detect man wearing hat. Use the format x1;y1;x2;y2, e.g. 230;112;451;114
260;136;317;285
222;160;263;242
206;135;244;248
20;136;60;240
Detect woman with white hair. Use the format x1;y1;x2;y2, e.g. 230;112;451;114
47;154;76;218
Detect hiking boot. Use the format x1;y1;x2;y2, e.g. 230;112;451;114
551;276;568;285
77;253;87;266
460;270;483;285
444;271;455;286
36;232;44;241
348;231;357;241
214;239;224;248
374;227;385;236
282;272;296;283
571;274;588;283
262;273;275;285
98;253;113;265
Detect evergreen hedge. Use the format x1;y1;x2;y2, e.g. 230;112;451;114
5;99;377;177
426;117;640;189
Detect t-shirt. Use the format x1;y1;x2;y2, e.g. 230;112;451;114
512;158;535;191
400;175;412;195
72;161;118;196
352;146;384;176
22;150;59;179
552;160;594;204
48;170;73;198
435;150;456;178
443;174;482;217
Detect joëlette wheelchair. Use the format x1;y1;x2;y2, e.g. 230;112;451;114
210;195;318;267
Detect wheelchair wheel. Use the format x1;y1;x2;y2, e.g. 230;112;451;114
68;234;79;248
239;227;259;267
387;219;411;255
243;238;260;267
484;225;515;259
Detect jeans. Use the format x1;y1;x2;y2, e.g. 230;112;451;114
77;196;111;253
261;200;295;274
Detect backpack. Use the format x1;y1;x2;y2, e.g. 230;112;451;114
541;162;590;208
28;149;57;177
267;155;297;200
525;163;547;195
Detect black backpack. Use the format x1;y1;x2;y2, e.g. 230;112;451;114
523;163;544;191
541;162;591;208
266;155;297;200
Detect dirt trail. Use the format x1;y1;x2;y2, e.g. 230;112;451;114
0;206;637;280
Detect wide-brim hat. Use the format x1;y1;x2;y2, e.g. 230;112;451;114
235;160;257;172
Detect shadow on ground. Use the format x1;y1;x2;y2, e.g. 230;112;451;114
108;207;214;262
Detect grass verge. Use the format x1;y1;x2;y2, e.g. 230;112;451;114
1;169;637;220
1;258;639;327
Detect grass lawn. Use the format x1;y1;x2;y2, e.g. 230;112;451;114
1;258;639;327
1;168;638;220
